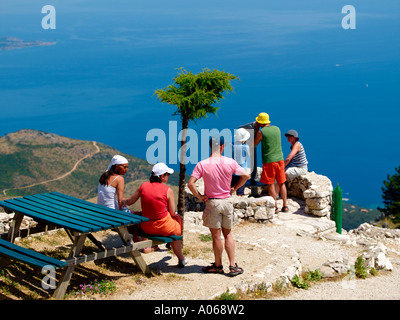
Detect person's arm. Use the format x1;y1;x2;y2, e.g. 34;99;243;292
230;169;250;195
123;185;141;206
284;142;301;167
166;187;176;217
115;177;125;210
187;176;208;202
254;130;263;147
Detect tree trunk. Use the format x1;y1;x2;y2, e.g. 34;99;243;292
177;117;189;218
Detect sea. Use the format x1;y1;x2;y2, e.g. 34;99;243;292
0;0;399;209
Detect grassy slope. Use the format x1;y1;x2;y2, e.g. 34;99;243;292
0;129;180;201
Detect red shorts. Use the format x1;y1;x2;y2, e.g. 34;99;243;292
260;161;286;185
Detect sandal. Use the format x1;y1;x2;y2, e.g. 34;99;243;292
202;262;224;274
281;206;289;213
178;258;188;268
275;207;280;214
228;263;244;277
142;245;160;253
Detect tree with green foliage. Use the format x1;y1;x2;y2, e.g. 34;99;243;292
154;68;238;216
378;165;400;226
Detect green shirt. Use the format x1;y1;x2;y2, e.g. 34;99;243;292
260;125;284;164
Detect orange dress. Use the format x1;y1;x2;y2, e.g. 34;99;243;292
139;182;182;236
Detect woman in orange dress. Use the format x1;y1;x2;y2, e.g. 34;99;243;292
123;163;187;268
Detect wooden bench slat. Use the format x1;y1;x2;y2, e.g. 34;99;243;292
138;232;183;243
0;238;67;269
25;195;119;229
0;200;91;233
50;192;149;223
31;194;130;225
65;240;153;266
45;193;144;225
5;199;102;232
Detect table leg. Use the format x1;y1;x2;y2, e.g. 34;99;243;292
6;212;24;243
53;233;87;299
115;226;151;275
65;229;104;251
87;234;105;251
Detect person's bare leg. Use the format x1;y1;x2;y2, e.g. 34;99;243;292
210;228;223;266
268;183;278;210
222;227;235;267
274;183;280;197
279;182;288;208
171;240;184;261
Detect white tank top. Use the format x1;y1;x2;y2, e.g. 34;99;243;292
97;175;120;209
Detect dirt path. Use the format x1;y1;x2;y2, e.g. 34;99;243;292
2;141;100;196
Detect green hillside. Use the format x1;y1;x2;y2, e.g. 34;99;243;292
342;202;382;231
0;129;179;201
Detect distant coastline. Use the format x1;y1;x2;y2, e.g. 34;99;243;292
0;37;56;51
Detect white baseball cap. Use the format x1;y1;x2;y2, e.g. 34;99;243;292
152;163;174;177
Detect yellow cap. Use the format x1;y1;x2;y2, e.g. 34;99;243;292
255;112;271;124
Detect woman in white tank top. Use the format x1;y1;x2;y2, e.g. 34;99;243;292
97;155;129;210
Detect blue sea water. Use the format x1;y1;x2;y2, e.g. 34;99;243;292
0;0;399;209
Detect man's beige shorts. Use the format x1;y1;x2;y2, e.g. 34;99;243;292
202;198;234;229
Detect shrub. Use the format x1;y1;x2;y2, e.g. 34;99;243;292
354;256;368;279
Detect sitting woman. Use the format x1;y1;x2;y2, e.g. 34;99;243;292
283;129;308;180
122;162;187;268
97;155;129;210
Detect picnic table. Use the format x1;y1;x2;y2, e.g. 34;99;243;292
0;192;166;299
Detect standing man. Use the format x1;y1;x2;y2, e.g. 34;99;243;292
187;136;250;277
254;112;288;213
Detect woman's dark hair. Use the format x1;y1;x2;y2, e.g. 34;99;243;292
99;165;118;186
149;172;162;183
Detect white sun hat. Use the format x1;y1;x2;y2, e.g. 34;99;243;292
106;155;128;171
152;162;174;177
234;128;251;142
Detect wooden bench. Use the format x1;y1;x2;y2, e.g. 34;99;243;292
138;232;182;245
0;238;67;269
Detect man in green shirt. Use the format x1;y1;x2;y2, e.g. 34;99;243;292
254;112;288;213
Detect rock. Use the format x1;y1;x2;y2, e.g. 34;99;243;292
305;205;331;217
0;212;11;223
321;258;351;276
305;197;330;210
254;206;274;220
287;171;333;218
248;196;275;208
319;265;337;278
362;244;393;271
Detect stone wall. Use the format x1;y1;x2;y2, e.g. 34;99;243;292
185;169;333;225
287;171;333;218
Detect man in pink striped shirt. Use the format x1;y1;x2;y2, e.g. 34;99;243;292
188;136;250;277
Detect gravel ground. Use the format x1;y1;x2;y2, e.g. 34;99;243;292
106;204;400;301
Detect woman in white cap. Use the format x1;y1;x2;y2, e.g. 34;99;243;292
231;128;251;196
97;155;129;210
122;162;187;268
